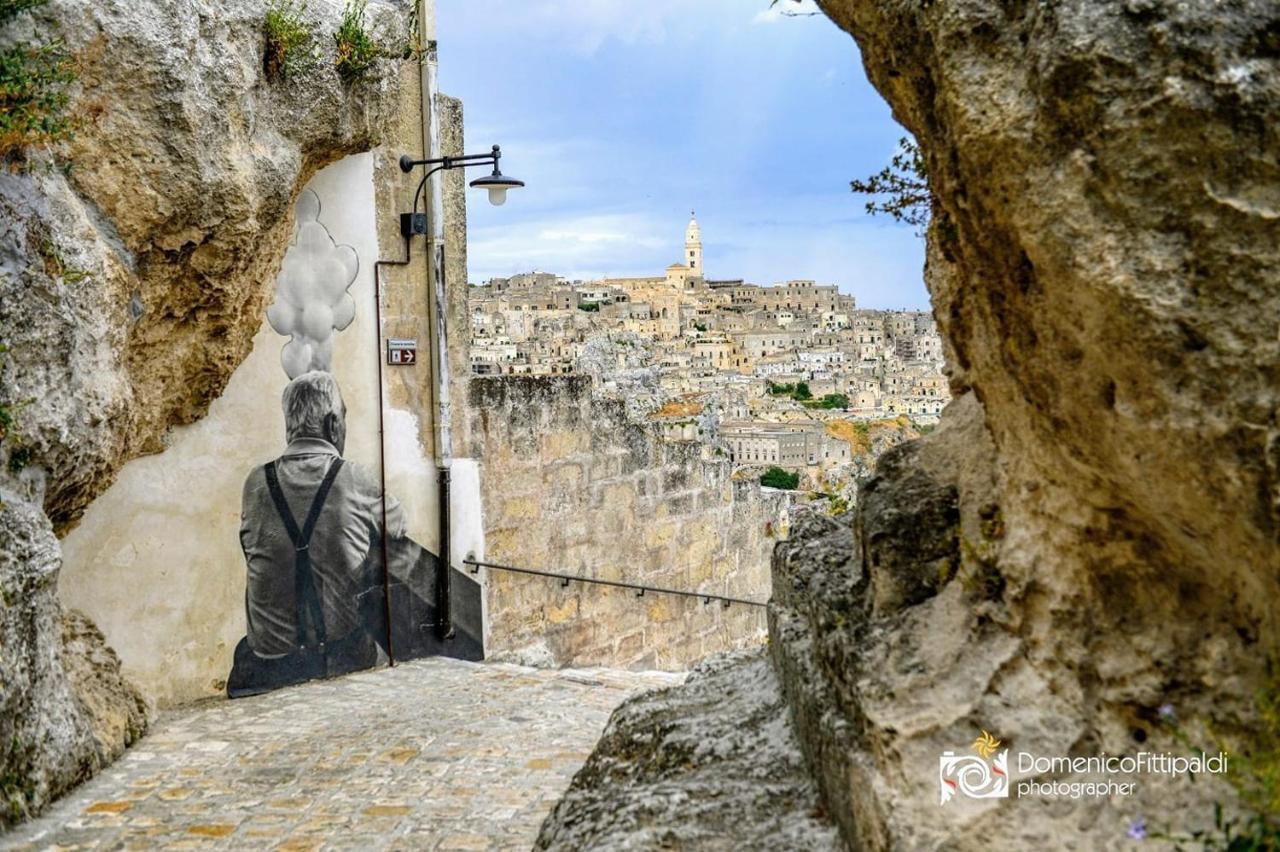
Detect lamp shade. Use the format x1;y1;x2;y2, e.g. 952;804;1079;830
470;170;525;206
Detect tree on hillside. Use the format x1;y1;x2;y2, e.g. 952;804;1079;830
793;382;812;400
760;466;800;490
820;393;850;410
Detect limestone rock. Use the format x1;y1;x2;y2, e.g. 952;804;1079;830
535;649;840;851
812;0;1280;677
0;491;146;827
858;440;959;615
59;610;149;767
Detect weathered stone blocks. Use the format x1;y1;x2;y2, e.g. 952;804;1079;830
467;376;785;670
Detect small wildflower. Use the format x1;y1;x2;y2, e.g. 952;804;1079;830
1158;704;1176;722
1127;818;1148;840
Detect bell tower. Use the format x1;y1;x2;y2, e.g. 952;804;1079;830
684;212;703;274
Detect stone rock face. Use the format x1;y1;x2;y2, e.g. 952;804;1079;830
763;0;1279;846
534;649;840;851
857;440;959;616
59;610;149;767
812;0;1279;664
770;399;1008;849
0;0;407;823
0;491;147;827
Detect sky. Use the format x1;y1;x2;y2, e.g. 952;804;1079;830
436;0;930;311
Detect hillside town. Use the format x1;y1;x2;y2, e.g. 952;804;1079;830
469;214;951;488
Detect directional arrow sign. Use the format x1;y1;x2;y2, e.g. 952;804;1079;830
387;338;418;366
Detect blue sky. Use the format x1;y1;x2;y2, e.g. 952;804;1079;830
436;1;930;311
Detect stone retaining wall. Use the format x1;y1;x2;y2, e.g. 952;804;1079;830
465;375;787;670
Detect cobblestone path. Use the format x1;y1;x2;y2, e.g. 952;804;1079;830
5;659;682;851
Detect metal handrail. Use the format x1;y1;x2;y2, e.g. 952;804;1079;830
462;558;768;609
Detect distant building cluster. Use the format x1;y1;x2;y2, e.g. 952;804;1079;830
469;214;951;478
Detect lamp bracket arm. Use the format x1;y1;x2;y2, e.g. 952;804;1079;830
399;150;500;174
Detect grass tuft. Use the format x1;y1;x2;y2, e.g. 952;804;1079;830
0;0;76;162
263;0;316;82
334;0;379;84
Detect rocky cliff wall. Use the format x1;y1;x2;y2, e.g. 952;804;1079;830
466;375;787;670
775;0;1280;846
0;0;415;823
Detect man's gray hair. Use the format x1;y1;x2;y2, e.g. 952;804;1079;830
282;371;345;443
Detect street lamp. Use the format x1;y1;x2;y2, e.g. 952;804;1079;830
467;168;524;206
398;143;524;220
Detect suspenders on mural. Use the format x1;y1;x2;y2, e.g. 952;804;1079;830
263;458;345;656
228;456;378;699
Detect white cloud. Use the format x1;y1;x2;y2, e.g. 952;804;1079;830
467;211;675;281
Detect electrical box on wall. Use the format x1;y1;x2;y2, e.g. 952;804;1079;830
400;212;428;237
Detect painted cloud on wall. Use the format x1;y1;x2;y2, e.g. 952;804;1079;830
267;190;360;378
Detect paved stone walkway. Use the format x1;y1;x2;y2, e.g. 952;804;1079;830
5;659;682;851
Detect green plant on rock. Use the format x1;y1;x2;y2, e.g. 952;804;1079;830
850;136;933;234
38;239;86;283
334;0;379;84
0;0;76;162
1132;684;1280;849
398;2;430;61
1;0;44;18
1235;672;1280;820
263;0;316;82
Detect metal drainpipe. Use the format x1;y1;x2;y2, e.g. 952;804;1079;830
418;0;455;639
373;237;412;666
437;465;451;638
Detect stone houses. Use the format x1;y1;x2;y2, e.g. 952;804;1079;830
466;214;950;432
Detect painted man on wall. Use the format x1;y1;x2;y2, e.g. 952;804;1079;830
228;370;400;697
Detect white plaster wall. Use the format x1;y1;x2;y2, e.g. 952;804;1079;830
446;457;488;642
59;153;439;707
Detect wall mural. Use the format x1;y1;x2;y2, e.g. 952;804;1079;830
267;191;359;379
227;191;482;698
